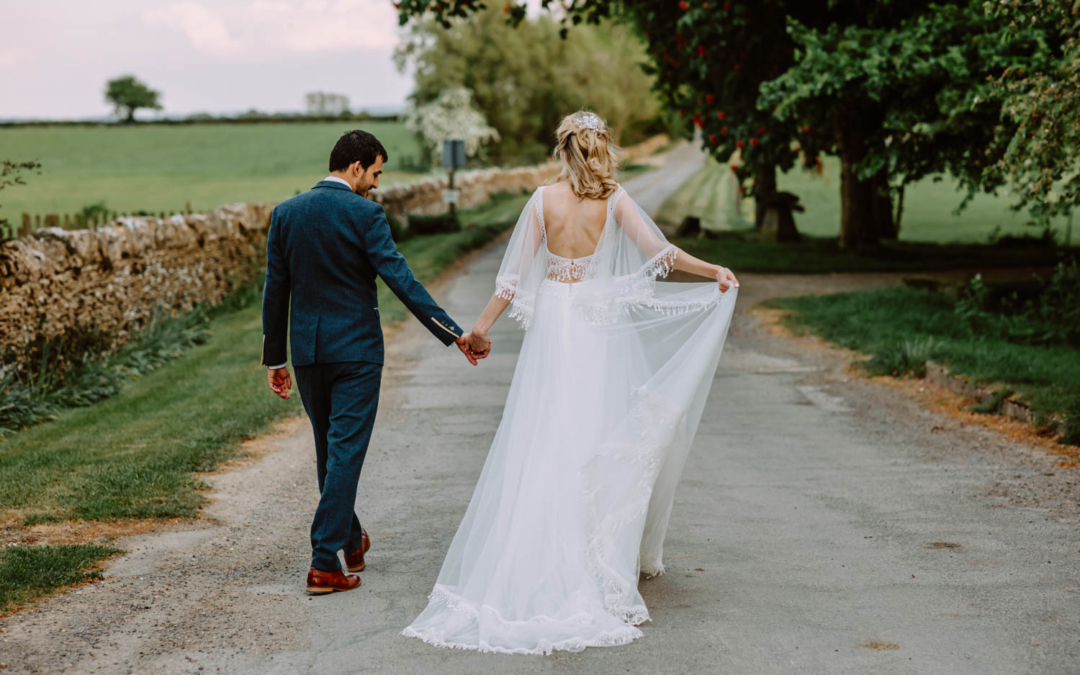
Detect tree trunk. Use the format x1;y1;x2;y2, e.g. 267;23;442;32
125;108;136;124
873;170;896;240
835;108;880;251
754;164;777;230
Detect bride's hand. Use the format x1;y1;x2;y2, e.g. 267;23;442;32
716;266;740;292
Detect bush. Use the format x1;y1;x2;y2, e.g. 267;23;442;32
955;262;1080;348
387;210;412;242
408;212;460;236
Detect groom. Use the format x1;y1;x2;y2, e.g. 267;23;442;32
262;129;482;594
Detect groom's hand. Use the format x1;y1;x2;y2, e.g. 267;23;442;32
268;367;292;400
456;335;479;366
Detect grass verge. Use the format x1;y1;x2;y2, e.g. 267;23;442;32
764;286;1080;442
0;545;122;615
673;229;1075;275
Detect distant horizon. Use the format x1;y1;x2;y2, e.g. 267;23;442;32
0;104;408;124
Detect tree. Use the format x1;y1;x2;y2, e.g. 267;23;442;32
305;92;351;116
760;0;1050;249
394;6;665;163
397;0;1053;249
984;0;1078;221
104;75;163;123
405;87;500;163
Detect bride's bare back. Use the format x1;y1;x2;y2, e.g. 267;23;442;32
540;181;609;264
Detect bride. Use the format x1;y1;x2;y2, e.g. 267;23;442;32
402;111;740;655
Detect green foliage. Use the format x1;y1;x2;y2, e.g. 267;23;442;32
954;263;1080;347
760;0;1050;201
104;75;163;123
0;276;268;438
0;160;42;240
394;6;664;163
862;336;942;378
985;0;1080;218
0;545;121;615
0;122;423;218
407;211;461;235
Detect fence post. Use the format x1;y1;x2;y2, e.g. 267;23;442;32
34;215;41;231
21;213;31;237
63;214;71;229
44;214;60;229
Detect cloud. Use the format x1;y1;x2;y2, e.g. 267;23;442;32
0;50;16;70
143;3;244;57
142;0;399;59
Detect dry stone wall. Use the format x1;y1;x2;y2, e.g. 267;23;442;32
0;203;273;355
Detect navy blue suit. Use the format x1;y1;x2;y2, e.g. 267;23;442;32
262;179;463;572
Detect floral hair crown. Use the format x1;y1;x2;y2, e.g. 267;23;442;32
573;112;603;133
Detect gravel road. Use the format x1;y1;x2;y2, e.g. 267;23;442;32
1;171;1078;675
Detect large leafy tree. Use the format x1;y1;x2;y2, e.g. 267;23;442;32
104;75;162;124
761;0;1050;249
398;0;1051;249
395;7;665;163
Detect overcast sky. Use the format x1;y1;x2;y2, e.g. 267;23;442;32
1;0;419;119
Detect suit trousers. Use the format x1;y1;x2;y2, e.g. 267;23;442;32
294;361;382;572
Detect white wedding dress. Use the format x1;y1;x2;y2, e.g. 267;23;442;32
402;184;737;655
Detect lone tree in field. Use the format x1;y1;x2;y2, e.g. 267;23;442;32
105;75;162;124
397;0;1051;251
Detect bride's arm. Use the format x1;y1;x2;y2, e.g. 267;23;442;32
615;195;740;291
466;295;511;353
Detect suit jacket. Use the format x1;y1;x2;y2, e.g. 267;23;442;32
261;180;463;368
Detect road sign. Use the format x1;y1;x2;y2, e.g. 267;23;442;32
441;140;466;170
442;189;460;205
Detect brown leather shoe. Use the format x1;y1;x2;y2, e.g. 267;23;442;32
344;528;371;573
306;567;361;595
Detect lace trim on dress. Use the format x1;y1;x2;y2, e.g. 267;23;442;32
547;253;599;283
400;584;645;655
580;385;685;623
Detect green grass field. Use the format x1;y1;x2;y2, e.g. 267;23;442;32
0;122;428;219
765;286;1080;434
659;156;1072;244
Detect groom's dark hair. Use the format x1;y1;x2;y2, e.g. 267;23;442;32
329;130;389;172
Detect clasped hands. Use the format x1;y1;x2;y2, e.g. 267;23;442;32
456;331;491;366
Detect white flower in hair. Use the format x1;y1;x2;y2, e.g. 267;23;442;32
574;112;602;132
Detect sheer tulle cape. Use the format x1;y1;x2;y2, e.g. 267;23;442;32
403;186;737;655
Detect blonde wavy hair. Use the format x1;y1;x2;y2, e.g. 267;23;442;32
553;111;620;200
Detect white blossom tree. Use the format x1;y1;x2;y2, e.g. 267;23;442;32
404;88;500;164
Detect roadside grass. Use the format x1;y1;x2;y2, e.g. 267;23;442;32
672;229;1075;275
660;155;1070;244
0;193;528;527
764;286;1080;432
0;544;122;615
0;122;427;218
